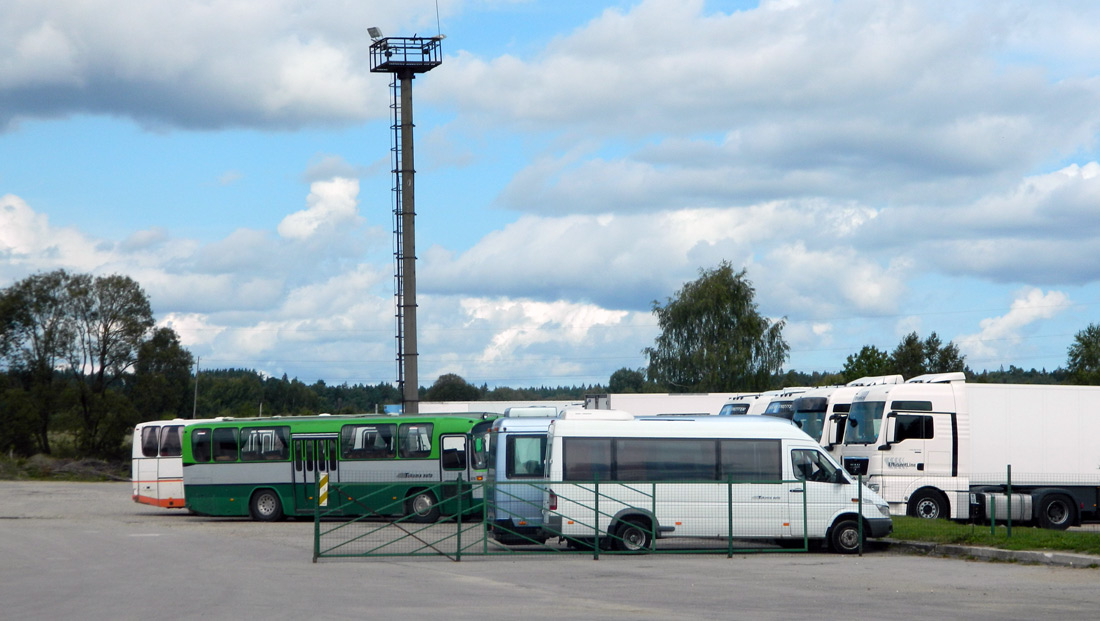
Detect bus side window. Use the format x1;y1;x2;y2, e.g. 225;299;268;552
212;428;238;462
160;426;183;457
141;427;160;457
399;424;433;459
563;438;611;481
192;429;212;463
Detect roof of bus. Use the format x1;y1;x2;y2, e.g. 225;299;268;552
491;416;558;433
180;412;498;434
549;415;815;442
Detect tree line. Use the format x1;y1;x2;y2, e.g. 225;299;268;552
3;265;1099;461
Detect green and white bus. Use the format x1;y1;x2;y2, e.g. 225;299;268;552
182;413;496;521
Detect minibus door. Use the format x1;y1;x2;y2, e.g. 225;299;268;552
788;448;850;540
292;434;340;515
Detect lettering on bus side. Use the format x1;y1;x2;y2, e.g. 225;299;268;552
396;473;434;479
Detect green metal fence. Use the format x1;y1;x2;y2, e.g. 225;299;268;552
311;476;869;561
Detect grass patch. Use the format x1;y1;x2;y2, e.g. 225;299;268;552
893;516;1100;556
0;453;128;482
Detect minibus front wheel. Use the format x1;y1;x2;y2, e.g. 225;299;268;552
828;519;862;555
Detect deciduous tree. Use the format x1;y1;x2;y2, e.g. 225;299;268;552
644;263;788;392
1067;323;1100;385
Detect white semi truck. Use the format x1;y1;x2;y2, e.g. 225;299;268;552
838;373;1100;529
784;376;904;446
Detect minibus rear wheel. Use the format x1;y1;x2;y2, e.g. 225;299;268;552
615;518;652;552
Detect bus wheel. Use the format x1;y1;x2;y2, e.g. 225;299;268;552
1037;494;1074;530
829;519;861;554
907;489;947;519
406;490;440;523
249;489;284;522
615;519;652;552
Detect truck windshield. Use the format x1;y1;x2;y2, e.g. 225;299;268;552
844;401;885;444
763;400;794;419
791;399;827;442
719;403;750;415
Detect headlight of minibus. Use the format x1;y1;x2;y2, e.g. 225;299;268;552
876;501;891;518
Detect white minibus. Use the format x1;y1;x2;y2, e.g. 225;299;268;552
542;416;892;553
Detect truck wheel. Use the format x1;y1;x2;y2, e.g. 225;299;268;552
614;519;652;552
907;489;947;519
249;489;284;522
1037;494;1074;530
406;490;441;523
829;519;862;554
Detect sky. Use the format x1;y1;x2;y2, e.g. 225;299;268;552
3;0;1100;389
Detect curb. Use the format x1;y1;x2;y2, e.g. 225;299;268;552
886;539;1100;568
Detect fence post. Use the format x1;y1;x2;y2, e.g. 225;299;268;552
1006;464;1012;538
990;496;996;536
456;475;463;562
651;482;657;553
727;475;734;558
312;473;321;563
593;475;600;561
857;474;864;557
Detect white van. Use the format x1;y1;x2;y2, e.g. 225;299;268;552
486;416;556;544
542;416;892;553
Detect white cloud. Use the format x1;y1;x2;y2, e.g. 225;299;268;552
0;0;446;129
277;177;363;241
956;288;1072;363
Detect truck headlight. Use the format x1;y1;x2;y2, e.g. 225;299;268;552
867;483;880;493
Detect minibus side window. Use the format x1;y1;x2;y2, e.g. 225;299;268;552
791;449;839;483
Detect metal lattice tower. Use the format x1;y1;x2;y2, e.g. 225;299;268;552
369;35;443;414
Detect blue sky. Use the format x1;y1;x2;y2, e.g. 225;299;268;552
3;0;1100;388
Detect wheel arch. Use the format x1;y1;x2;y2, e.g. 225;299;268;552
610;508;659;538
907;486;951;518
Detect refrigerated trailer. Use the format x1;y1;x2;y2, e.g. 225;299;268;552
839;373;1100;529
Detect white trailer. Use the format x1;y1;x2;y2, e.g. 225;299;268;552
585;393;737;416
839;373;1100;529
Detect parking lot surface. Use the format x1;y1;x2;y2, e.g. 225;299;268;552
2;481;1099;620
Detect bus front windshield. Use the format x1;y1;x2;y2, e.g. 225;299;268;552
471;421;492;470
844;401;885;444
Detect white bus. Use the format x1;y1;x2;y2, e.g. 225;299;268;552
132;418;224;509
542;415;892;553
